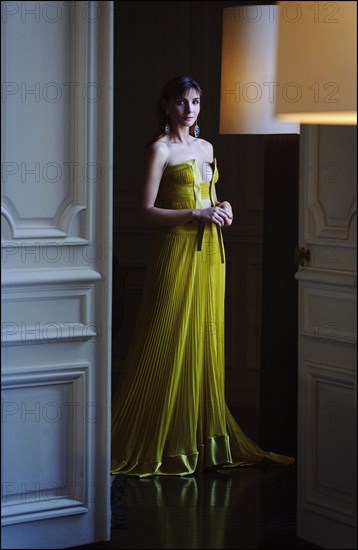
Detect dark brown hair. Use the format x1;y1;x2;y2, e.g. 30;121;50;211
145;76;202;149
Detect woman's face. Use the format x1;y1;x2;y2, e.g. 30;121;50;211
165;88;201;129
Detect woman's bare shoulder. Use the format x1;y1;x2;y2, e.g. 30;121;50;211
145;140;170;167
196;138;214;159
147;139;169;155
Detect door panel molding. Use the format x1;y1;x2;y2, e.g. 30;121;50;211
301;285;356;344
1;2;113;547
304;126;357;241
301;360;356;523
2;365;89;525
297;125;357;548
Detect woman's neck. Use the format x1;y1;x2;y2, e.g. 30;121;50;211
168;126;195;145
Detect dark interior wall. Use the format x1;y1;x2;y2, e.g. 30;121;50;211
260;135;299;457
113;0;234;186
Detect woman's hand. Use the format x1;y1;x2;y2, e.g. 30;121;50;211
194;203;233;227
217;201;233;226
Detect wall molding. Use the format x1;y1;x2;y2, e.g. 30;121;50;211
1;364;90;525
295;267;357;288
1;268;101;287
1;5;91;241
301;360;356;525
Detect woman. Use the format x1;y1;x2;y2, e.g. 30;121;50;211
111;76;294;477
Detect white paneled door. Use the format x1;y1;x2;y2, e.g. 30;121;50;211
296;125;357;549
1;2;113;548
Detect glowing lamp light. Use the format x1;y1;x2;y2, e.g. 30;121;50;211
220;4;300;134
275;1;357;125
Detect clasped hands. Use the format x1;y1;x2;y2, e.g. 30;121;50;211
198;201;233;228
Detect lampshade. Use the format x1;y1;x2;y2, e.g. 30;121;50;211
275;1;357;125
219;5;300;134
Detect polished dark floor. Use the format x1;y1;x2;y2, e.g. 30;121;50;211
75;464;322;549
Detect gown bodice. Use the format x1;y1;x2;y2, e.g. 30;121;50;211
156;158;224;263
157;158;219;210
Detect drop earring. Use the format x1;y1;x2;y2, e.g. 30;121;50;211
164;113;170;135
194;120;200;138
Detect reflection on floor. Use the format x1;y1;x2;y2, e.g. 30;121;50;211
105;465;321;549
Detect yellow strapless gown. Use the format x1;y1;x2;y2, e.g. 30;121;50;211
111;158;295;476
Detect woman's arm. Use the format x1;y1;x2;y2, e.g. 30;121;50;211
138;143;231;227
